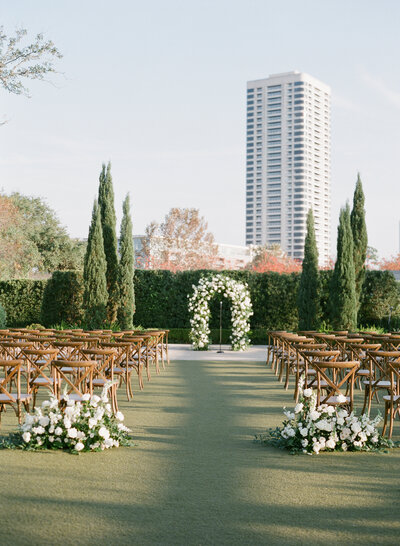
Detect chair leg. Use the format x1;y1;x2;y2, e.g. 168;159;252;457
382;401;389;436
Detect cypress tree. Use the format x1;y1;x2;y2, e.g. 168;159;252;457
350;173;368;313
331;204;357;330
83;200;108;328
297;208;319;330
118;194;135;329
98;162;119;324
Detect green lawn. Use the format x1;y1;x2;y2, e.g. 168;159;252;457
0;359;399;545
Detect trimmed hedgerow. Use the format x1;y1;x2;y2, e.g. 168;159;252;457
0;280;46;326
41;270;84;327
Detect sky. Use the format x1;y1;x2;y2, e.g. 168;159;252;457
1;0;400;260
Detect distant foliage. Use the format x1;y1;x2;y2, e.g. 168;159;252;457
141;208;217;271
248;244;301;274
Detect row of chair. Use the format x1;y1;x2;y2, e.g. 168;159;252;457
267;330;400;438
0;328;170;425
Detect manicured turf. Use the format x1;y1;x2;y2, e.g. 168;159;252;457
0;359;400;545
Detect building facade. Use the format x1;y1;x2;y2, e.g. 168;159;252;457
245;71;331;265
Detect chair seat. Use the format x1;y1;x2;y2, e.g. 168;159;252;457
383;394;400;402
0;393;31;402
363;380;392;387
60;367;75;373
325;395;350;405
93;379;107;386
356;369;369;376
32;377;54;385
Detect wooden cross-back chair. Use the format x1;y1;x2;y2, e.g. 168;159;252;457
292;343;327;401
382;360;400;438
312;360;360;411
80;348;118;412
51;359;96;401
52;341;86;361
347;343;382;389
362;351;400;415
21;347;59;407
0;360;31;424
120;336;147;390
297;349;340;392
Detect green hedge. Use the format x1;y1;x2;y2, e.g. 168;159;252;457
1;269;399;332
0;279;46;326
41;271;84;327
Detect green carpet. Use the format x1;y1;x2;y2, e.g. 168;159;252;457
0;359;399;545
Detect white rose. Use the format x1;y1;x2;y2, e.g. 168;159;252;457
88;418;97;429
75;442;85;452
98;426;110;440
351;422;362;434
38;416;50;428
300;427;308;437
67;428;78;438
33;426;45;435
54;427;63;436
81;393;90;401
104;438;114;448
326;438;336;449
301;439;308;447
49;436;54;443
337;394;347;403
22;432;31;443
116;411;124;422
63;418;71;429
310;410;320;421
303;388;312;398
294;403;304;414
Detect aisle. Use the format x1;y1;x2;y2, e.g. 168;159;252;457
0;359;400;545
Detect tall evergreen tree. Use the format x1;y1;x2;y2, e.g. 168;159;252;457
350;173;368;312
297;209;320;330
118;194;135;329
98;162;119;324
83;200;108;328
331;204;357;330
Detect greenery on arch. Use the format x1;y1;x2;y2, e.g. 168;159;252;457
188;274;253;351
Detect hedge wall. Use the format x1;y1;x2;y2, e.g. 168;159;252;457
0;279;46;326
1;269;399;331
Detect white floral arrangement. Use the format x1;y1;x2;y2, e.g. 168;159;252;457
256;378;393;454
188;274;253;351
14;385;131;453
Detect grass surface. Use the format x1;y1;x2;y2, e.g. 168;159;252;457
0;359;400;545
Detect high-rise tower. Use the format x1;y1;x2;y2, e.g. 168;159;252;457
245;71;331;265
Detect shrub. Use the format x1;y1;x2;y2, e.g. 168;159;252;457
0;280;46;326
0;303;7;328
41;271;84;327
358;271;400;328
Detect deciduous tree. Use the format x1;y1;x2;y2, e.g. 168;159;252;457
0;26;62;97
142;208;217;271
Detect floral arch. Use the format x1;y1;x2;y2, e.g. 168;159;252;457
188;274;253;351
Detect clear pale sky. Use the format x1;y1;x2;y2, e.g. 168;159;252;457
1;0;400;260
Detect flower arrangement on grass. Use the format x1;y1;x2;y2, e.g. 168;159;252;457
13;384;131;453
256;378;393;454
188;274;253;351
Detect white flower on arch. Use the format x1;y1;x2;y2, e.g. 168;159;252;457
188;274;253;351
